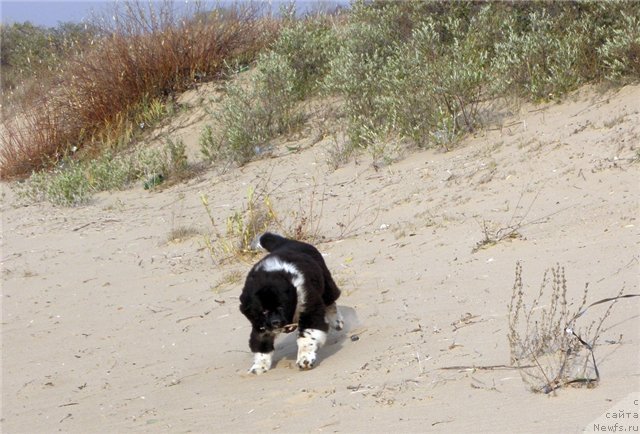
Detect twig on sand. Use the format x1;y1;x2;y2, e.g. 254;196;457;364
439;364;535;371
176;310;211;323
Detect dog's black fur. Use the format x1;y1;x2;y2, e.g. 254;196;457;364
239;232;342;373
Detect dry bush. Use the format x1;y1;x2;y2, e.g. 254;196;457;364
67;1;271;133
200;186;275;264
0;98;72;178
200;171;330;265
508;262;624;394
0;0;278;180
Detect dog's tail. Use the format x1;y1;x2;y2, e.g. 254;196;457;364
251;232;288;252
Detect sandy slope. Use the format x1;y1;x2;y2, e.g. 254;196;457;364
2;84;639;433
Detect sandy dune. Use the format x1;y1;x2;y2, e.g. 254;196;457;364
2;84;639;433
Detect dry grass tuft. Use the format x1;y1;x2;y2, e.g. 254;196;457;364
200;186;275;265
200;171;332;264
508;262;625;394
166;226;201;244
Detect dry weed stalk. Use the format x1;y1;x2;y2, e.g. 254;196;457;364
508;262;625;394
473;187;540;252
200;168;380;265
473;186;573;253
267;178;326;243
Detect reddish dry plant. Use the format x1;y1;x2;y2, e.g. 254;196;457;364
0;0;279;180
1;97;74;178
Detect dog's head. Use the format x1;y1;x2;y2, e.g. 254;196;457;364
240;274;297;333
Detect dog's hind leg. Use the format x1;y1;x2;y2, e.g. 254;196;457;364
325;303;344;331
321;265;341;306
320;267;343;331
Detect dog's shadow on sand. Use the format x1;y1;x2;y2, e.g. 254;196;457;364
272;306;359;369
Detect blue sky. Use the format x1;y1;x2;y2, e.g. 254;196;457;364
1;1;112;27
0;1;349;28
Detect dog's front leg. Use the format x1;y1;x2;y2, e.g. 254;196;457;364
248;329;275;375
296;328;327;370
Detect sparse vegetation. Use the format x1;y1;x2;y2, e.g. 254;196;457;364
211;269;244;295
267;180;326;242
200;52;303;165
161;137;191;183
473;218;523;253
508;262;625;394
472;189;541;253
2;0;640;204
198;9;339;167
16;139;188;206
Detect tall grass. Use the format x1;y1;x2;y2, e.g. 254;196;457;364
1;0;277;180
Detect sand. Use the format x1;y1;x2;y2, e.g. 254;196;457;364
2;84;639;433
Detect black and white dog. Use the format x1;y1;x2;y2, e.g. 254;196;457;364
239;232;343;374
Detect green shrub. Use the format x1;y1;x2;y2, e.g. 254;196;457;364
255;51;302;133
324;2;489;150
204;78;269;165
319;1;640;159
21;162;93;207
598;10;640;79
323;1;409;149
270;15;339;98
389;12;489;147
201;51;302;165
490;9;586;99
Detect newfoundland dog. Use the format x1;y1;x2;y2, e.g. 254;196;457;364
239;232;343;374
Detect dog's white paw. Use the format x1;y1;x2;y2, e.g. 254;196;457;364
296;329;327;370
296;351;317;370
248;364;268;375
248;352;272;375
